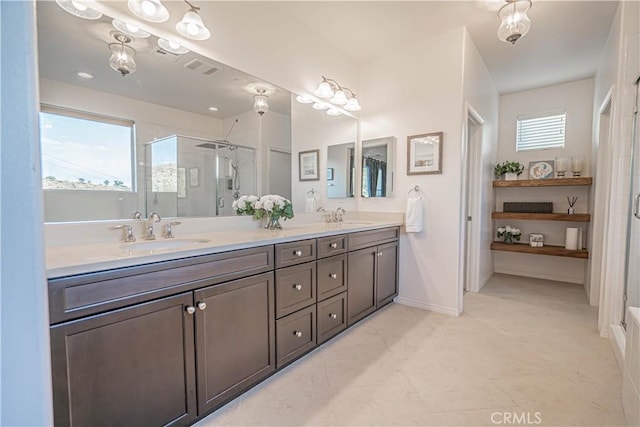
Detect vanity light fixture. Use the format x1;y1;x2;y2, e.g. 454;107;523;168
112;19;151;39
497;0;532;44
55;0;103;20
253;88;269;116
176;0;211;41
314;76;361;111
157;38;190;55
128;0;169;23
108;33;137;77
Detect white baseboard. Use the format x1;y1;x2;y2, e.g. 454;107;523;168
609;324;626;373
394;297;460;317
494;267;582;284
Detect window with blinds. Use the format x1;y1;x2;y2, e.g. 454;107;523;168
516;111;566;152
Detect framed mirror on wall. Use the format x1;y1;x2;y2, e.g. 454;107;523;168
326;142;355;199
361;137;395;198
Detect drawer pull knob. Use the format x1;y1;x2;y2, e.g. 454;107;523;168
293;284;302;291
330;273;337;279
378;252;383;257
329;313;337;319
294;250;303;257
330;243;338;248
294;331;303;338
185;306;196;315
197;302;207;311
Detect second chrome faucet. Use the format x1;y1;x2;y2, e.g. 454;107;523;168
145;212;161;240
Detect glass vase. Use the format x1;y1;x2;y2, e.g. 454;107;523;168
265;215;282;230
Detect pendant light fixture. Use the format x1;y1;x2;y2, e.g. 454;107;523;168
176;0;211;41
253;88;269;116
128;0;169;23
497;0;532;45
313;76;361;112
55;0;103;20
108;33;137;77
112;19;151;38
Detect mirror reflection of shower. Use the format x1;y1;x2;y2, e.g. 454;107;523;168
144;124;256;217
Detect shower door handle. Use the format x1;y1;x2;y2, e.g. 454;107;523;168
218;197;225;209
634;193;640;219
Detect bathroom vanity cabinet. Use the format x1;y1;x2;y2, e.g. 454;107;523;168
48;226;399;426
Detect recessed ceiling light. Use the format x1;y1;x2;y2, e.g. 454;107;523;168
208;107;218;111
77;72;94;79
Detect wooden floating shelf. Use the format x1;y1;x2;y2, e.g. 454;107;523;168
491;212;591;222
491;242;589;259
493;177;593;188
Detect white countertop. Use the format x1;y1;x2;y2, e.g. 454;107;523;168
46;219;403;278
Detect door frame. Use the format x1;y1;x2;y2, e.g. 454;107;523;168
458;102;485;311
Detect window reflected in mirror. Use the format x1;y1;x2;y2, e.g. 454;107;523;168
361;137;395;198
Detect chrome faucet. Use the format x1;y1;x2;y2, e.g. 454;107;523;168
164;221;181;239
112;224;136;242
335;207;346;222
145;212;161;240
317;206;346;223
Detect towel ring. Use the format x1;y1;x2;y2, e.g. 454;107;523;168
306;189;317;198
408;185;424;198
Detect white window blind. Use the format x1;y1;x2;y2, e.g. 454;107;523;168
516;111;566;152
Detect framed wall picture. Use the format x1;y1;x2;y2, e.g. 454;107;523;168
327;167;334;181
528;160;554;179
189;167;200;187
299;149;320;181
407;131;443;175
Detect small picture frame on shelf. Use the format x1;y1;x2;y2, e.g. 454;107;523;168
528;160;554;180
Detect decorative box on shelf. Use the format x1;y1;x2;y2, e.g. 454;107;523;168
504;202;553;213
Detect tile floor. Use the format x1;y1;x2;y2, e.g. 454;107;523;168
194;274;627;426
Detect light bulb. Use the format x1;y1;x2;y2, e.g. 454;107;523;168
126;23;140;33
169;41;180;49
141;0;157;16
71;0;87;11
176;9;211;40
187;22;199;36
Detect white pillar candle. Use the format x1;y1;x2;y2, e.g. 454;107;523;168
556;158;568;172
565;227;579;250
571;157;584;172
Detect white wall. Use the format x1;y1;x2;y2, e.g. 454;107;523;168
40;78;223;221
494;79;595;285
1;1;54;424
594;0;640;337
462;29;500;293
358;27;466;316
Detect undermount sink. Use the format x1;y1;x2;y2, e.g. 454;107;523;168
120;239;211;252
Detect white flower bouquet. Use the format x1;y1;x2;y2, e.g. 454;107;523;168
497;225;521;244
232;194;294;229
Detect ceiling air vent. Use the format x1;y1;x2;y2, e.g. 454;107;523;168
183;58;219;76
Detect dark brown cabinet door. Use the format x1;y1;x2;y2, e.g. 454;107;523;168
376;241;399;307
50;292;197;427
347;247;377;326
194;272;275;415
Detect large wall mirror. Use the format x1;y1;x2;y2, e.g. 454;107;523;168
37;1;292;222
326;142;355;199
361;137;395;198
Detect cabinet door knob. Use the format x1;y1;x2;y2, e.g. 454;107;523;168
293;331;303;338
294;250;303;257
185;306;196;315
330;273;337;279
330;243;338;248
293;284;302;291
378;252;383;257
197;302;207;311
329;313;337;319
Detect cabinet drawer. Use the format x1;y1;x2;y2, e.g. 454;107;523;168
317;292;347;344
317;235;347;258
49;245;274;324
317;254;347;301
275;239;316;268
348;227;399;251
276;306;316;368
275;262;316;318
